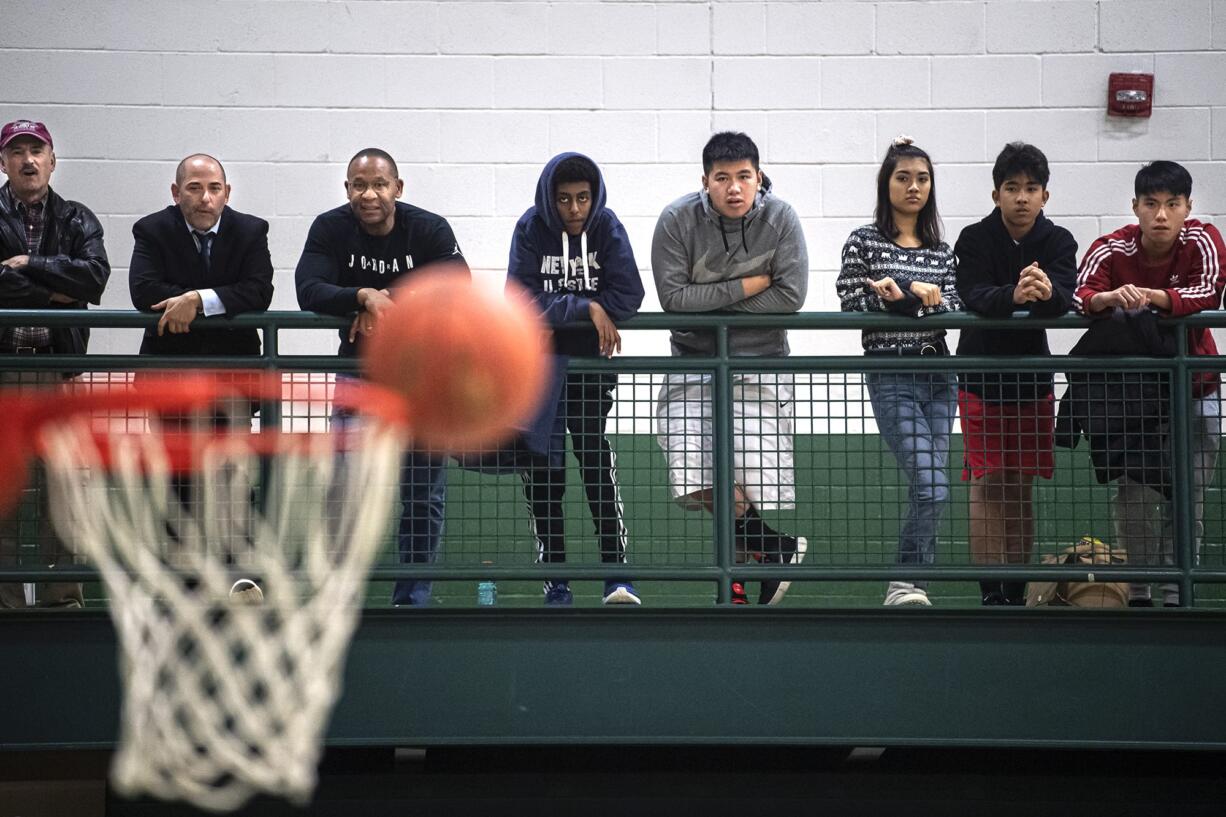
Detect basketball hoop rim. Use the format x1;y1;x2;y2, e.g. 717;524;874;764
3;371;410;475
14;370;408;422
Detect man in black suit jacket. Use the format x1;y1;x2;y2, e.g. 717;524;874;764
129;154;274;604
129;153;273;356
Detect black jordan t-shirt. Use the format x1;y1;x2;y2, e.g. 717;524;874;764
295;201;465;355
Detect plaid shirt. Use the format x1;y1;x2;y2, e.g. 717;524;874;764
4;197;52;348
18;199;46;253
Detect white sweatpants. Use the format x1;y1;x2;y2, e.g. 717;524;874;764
656;373;795;511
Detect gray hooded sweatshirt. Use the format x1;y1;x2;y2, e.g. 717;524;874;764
651;182;808;357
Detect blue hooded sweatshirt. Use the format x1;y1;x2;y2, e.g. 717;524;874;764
456;154;643;470
507;152;644;356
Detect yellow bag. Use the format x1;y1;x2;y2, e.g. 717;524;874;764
1025;536;1129;608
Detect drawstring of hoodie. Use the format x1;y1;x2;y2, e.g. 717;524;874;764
715;214;750;256
560;230;592;289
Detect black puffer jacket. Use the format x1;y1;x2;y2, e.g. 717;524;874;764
1054;310;1175;495
0;183;110;356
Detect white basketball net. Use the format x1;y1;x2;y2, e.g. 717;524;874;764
40;415;402;813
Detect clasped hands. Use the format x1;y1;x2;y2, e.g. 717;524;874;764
1012;262;1053;304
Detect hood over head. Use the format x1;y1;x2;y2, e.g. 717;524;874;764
534;152;607;235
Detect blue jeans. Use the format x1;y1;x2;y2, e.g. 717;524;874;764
332;383;446;607
867;371;957;587
390;450;448;606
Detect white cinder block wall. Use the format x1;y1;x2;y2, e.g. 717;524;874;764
1;0;1223;365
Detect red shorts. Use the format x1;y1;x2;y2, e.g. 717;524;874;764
958;391;1055;481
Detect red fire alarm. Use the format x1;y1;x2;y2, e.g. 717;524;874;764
1108;73;1154;118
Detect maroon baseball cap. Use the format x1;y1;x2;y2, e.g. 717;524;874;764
0;120;53;150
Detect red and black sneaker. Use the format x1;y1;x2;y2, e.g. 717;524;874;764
730;581;749;605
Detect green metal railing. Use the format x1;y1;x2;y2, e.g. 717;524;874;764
6;309;1226;754
1;308;1223;604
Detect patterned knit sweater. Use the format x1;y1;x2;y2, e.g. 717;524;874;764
836;224;961;351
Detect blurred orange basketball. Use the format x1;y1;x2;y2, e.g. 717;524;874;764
362;270;550;451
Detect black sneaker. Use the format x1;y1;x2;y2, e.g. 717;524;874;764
982;590;1010;606
1128;598;1155;608
730;581;749;605
543;581;573;607
1002;582;1028;606
758;536;808;605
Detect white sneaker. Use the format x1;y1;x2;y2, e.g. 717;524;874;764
602;581;642;605
229;578;265;606
883;581;931;607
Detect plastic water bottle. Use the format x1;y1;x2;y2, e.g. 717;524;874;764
477;563;497;606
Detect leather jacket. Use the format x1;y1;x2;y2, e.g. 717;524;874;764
0;183;110;357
